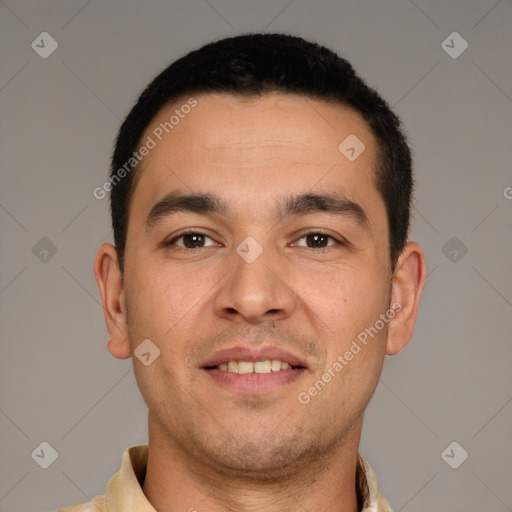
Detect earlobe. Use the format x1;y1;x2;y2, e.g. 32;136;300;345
107;337;131;360
94;243;132;360
386;242;427;356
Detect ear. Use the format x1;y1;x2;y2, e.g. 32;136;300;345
94;243;131;359
386;241;427;356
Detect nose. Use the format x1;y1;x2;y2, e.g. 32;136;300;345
213;241;297;325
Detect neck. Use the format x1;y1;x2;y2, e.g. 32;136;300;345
142;416;363;512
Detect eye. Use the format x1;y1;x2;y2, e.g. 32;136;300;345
166;231;218;249
293;232;342;249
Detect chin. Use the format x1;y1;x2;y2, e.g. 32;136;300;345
194;429;329;481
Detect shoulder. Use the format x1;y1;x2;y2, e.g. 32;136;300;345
57;493;107;512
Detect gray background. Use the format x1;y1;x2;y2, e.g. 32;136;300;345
1;1;511;511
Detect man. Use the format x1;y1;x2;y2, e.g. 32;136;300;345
61;33;426;511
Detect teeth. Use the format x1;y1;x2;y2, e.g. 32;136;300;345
270;359;282;372
254;360;271;373
214;359;295;373
238;361;254;374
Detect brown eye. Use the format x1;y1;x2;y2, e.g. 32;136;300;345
167;232;216;249
307;234;329;248
294;233;339;248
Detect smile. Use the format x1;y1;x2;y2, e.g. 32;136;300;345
209;359;296;373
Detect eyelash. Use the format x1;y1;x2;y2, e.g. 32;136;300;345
165;229;345;249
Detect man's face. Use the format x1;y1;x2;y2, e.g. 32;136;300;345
121;93;393;474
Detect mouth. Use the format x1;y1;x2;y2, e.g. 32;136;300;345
204;359;301;373
201;347;308;393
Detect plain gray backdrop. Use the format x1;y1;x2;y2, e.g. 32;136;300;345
1;1;511;511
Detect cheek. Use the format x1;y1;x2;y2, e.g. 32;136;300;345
294;261;390;340
126;264;201;332
125;265;218;382
131;361;184;427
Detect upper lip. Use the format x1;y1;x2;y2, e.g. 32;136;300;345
202;346;308;368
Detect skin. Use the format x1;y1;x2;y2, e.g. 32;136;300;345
95;92;426;512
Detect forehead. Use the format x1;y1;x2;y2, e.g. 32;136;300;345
130;92;383;225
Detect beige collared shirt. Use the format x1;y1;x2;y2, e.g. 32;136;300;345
58;445;392;511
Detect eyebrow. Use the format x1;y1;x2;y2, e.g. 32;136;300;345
145;190;369;230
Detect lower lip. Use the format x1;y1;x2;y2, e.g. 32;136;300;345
204;368;306;393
